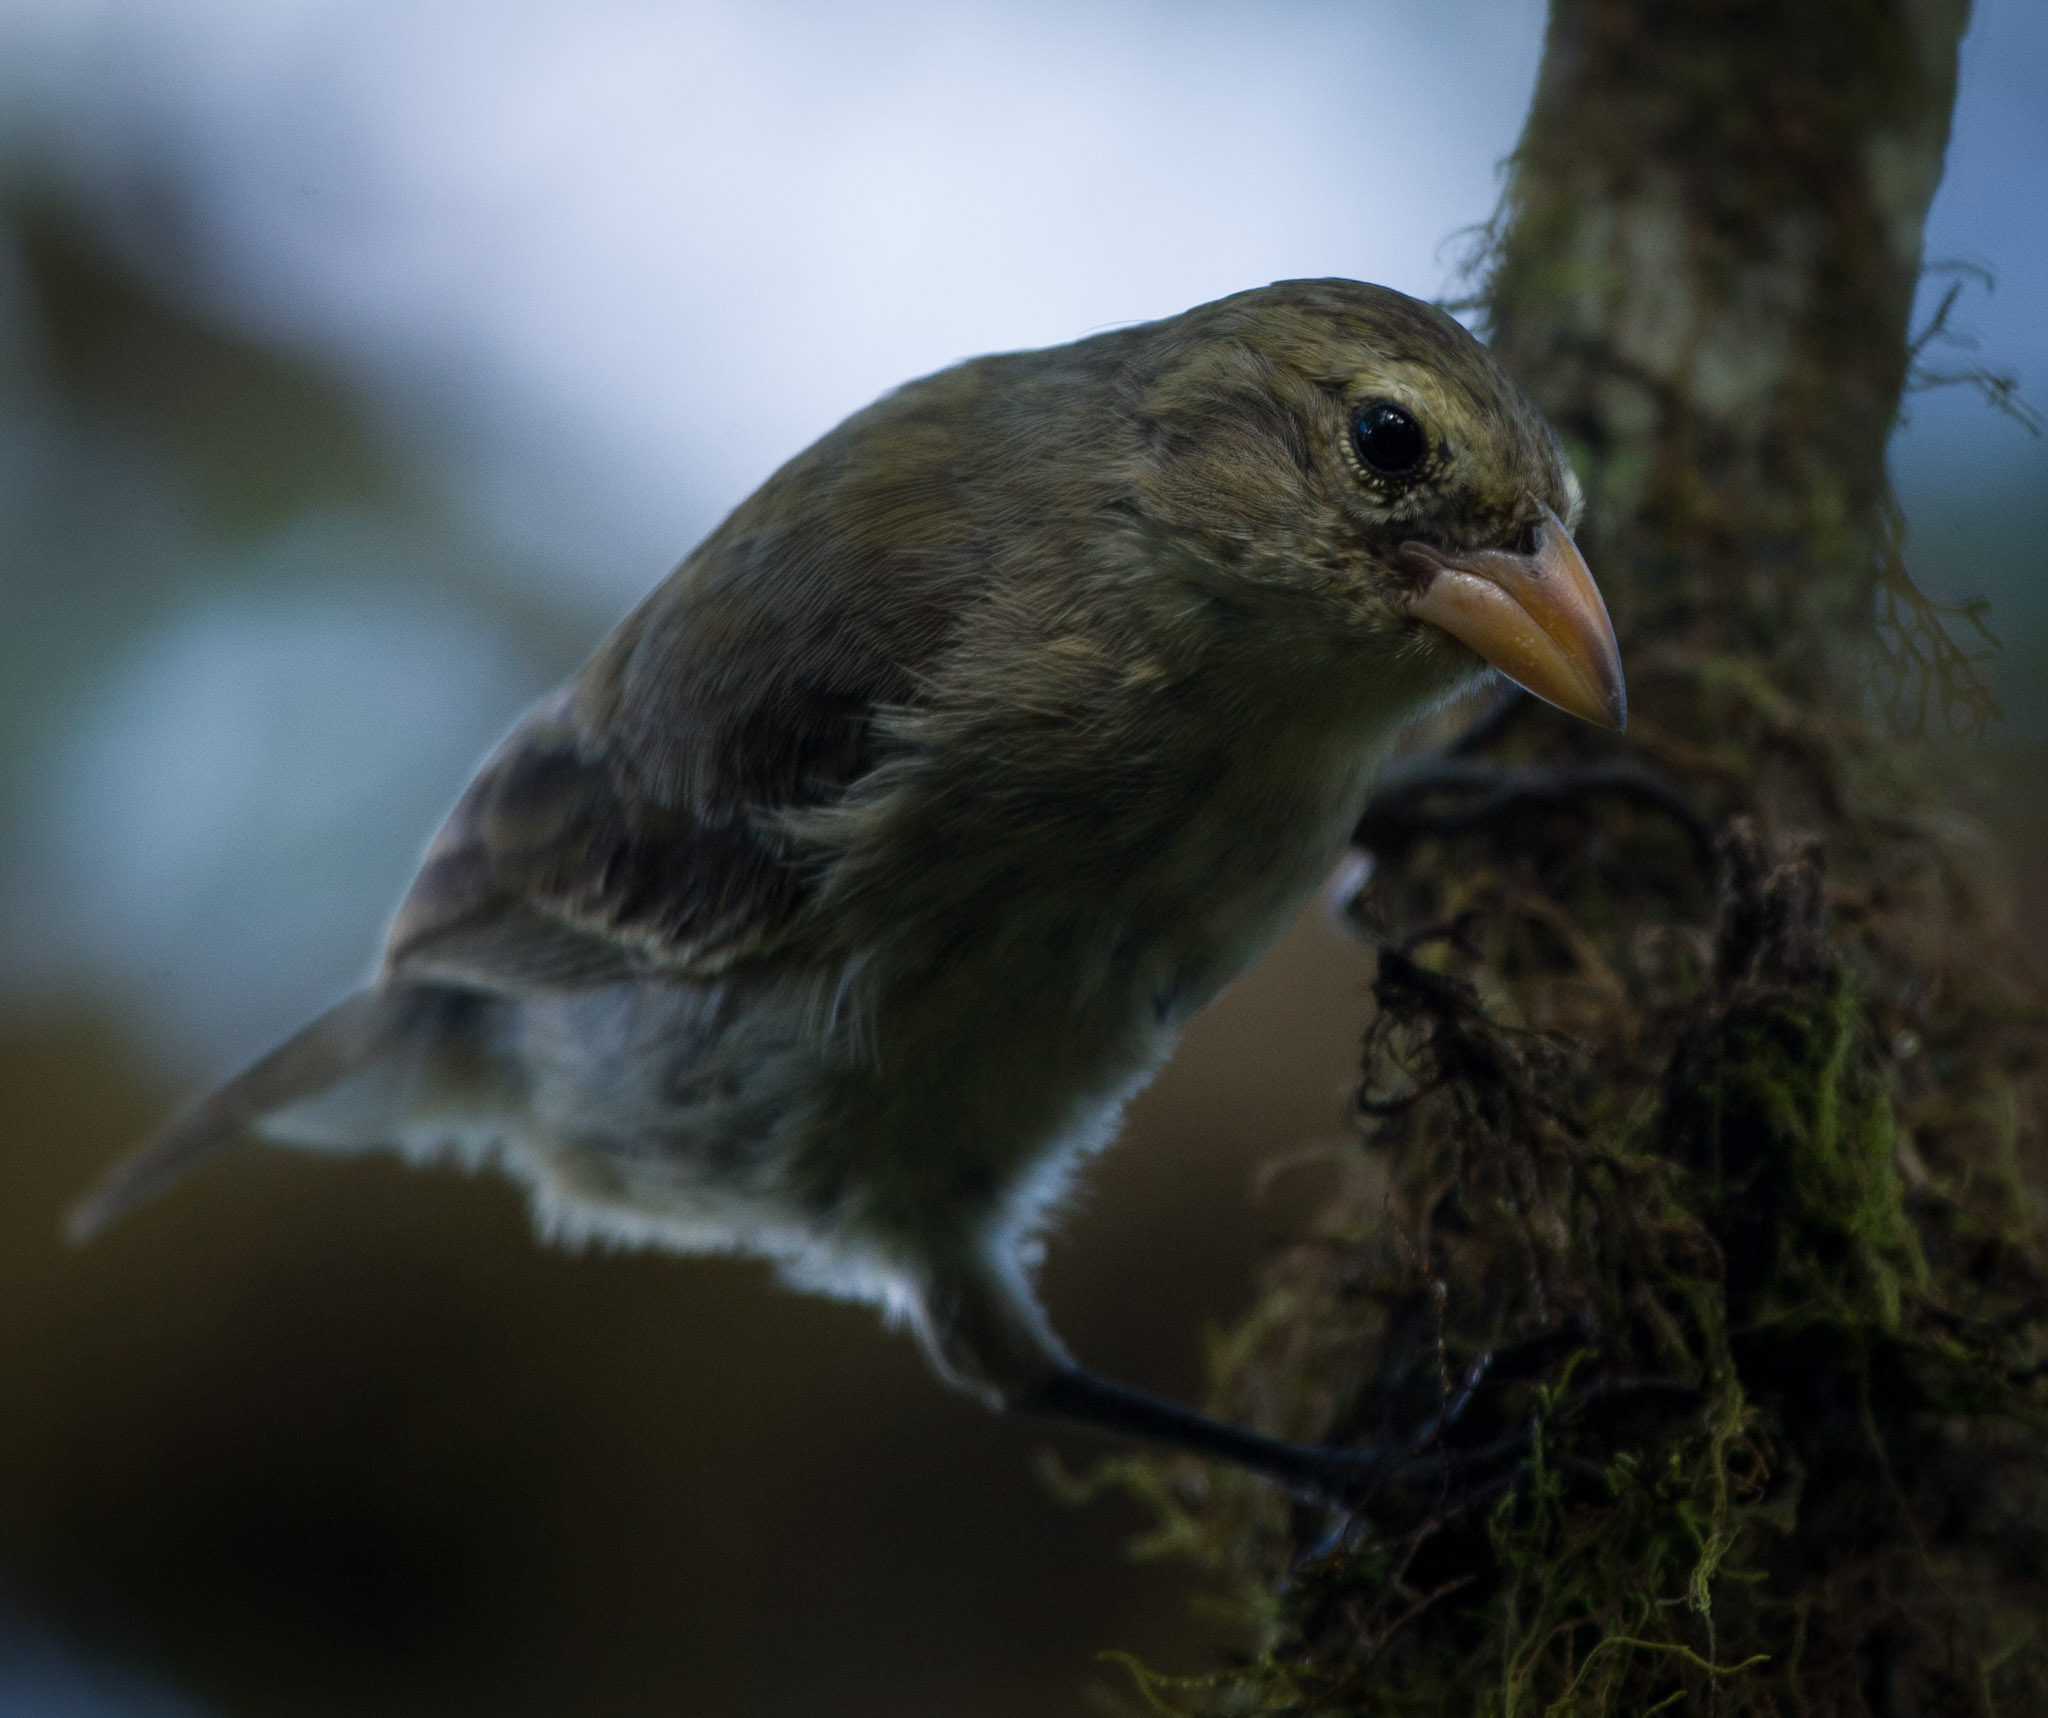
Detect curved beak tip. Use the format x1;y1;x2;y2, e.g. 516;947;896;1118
1402;505;1626;733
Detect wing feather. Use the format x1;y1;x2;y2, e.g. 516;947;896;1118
381;339;1124;993
383;681;862;989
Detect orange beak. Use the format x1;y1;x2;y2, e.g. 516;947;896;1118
1398;504;1626;730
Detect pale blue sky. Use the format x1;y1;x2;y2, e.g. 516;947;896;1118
2;0;1554;590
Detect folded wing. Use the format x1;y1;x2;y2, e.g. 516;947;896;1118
382;686;837;989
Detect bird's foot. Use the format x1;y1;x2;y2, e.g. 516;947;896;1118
1023;1327;1700;1527
1309;1369;1703;1525
1347;753;1713;878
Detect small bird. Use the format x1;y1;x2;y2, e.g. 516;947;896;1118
71;279;1622;1496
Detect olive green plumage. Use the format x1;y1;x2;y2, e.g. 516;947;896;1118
72;279;1598;1435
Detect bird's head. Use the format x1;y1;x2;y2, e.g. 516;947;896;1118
1125;278;1625;730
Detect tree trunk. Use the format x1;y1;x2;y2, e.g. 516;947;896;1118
1115;5;2048;1714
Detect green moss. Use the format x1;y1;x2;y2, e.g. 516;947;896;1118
1677;975;1924;1337
1102;920;2047;1716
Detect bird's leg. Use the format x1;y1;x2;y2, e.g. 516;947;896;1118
1016;1369;1392;1504
1014;1336;1697;1514
919;1255;1690;1516
1013;1362;1604;1515
1343;691;1714;877
920;1264;1432;1507
1351;753;1714;866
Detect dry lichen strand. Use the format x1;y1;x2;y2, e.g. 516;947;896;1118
1097;3;2048;1715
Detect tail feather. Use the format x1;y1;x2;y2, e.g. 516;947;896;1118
66;987;407;1244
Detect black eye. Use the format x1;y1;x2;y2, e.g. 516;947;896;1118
1352;402;1426;477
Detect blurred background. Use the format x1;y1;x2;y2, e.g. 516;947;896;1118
0;2;2039;1713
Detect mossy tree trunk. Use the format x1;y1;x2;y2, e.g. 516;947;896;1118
1119;5;2048;1714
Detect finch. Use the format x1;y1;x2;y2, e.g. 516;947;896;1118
72;279;1622;1493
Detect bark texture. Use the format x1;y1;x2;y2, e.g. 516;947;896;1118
1111;5;2048;1714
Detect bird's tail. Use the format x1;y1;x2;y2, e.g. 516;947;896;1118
66;986;430;1244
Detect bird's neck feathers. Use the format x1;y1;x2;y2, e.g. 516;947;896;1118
1059;518;1481;758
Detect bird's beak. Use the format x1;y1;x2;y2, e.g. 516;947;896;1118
1397;504;1626;730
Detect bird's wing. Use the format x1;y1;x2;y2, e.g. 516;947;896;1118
383;460;978;991
380;342;1103;994
381;690;823;989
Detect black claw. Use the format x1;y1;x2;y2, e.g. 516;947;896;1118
1293;1361;1704;1527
